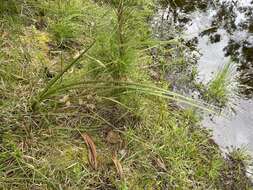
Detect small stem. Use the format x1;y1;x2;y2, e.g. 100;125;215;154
117;0;124;59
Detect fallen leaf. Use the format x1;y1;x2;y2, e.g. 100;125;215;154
81;133;98;170
112;154;123;179
106;130;122;144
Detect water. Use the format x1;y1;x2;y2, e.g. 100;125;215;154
153;0;253;153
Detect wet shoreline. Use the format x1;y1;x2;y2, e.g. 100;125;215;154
153;0;253;152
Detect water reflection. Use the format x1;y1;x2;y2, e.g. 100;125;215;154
154;0;253;151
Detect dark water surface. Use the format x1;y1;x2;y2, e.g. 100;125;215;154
154;0;253;153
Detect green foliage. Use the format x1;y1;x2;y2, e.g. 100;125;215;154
40;0;90;46
50;19;79;45
205;62;233;106
0;0;20;14
122;105;225;189
86;0;154;80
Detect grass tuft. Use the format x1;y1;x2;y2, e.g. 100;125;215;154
204;62;234;106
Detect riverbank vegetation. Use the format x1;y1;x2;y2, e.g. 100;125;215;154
0;0;252;189
204;62;234;107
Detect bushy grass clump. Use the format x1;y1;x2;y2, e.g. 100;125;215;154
204;62;234;106
45;0;89;46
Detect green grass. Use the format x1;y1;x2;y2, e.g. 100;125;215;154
0;0;251;189
45;0;90;47
205;62;234;106
0;0;20;14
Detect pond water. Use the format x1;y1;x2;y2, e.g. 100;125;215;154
154;0;253;153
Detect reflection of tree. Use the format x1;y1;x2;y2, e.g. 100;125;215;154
211;2;237;34
239;43;253;98
164;0;210;25
156;0;253;97
210;1;253;98
224;39;253;98
159;0;209;11
167;0;253;98
155;0;212;39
